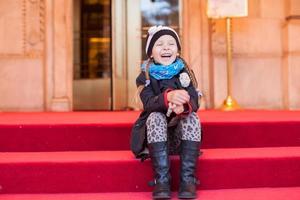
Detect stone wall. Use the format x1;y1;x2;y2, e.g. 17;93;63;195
0;0;73;111
0;0;45;111
210;0;287;109
283;0;300;109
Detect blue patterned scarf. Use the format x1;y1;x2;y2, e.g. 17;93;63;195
141;58;184;80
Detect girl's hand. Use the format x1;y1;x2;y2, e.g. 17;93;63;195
172;104;184;114
167;90;190;105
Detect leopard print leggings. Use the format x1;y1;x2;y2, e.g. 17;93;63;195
146;112;201;144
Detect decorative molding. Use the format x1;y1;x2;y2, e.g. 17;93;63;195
0;0;45;59
0;52;43;59
213;52;284;58
39;0;45;42
23;0;27;53
27;0;39;46
26;0;45;55
286;15;300;21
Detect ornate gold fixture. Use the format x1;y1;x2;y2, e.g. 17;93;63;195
207;0;248;111
221;17;240;111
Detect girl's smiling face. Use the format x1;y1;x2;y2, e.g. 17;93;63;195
151;35;178;66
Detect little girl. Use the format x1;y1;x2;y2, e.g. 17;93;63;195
131;25;202;199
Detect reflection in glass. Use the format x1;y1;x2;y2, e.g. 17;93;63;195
73;0;112;111
74;0;111;79
141;0;179;60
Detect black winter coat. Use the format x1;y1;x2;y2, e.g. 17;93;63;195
130;68;200;158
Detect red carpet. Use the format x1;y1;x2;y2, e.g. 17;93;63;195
0;147;300;193
0;110;300;199
0;187;300;200
0;110;300;151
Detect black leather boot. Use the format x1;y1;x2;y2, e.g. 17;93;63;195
148;141;171;199
178;140;200;199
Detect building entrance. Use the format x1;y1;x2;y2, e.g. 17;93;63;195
72;0;180;110
73;0;112;110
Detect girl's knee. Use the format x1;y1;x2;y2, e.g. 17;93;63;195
181;112;201;126
181;112;201;142
146;112;168;143
146;112;167;125
188;112;200;122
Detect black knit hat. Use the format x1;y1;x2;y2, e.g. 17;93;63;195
145;25;181;57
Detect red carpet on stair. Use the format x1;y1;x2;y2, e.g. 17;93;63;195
0;110;300;198
0;187;299;200
0;110;300;151
0;147;300;193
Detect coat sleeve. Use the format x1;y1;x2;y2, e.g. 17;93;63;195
140;85;170;113
136;72;169;113
181;69;200;114
186;84;199;112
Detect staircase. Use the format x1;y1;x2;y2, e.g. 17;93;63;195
0;110;300;199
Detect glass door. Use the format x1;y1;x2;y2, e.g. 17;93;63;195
140;0;180;60
72;0;181;110
73;0;112;110
127;0;181;109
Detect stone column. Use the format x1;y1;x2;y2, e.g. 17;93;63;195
283;0;300;109
182;0;211;109
45;0;73;111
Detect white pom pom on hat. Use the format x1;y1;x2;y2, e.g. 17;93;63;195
145;25;181;57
